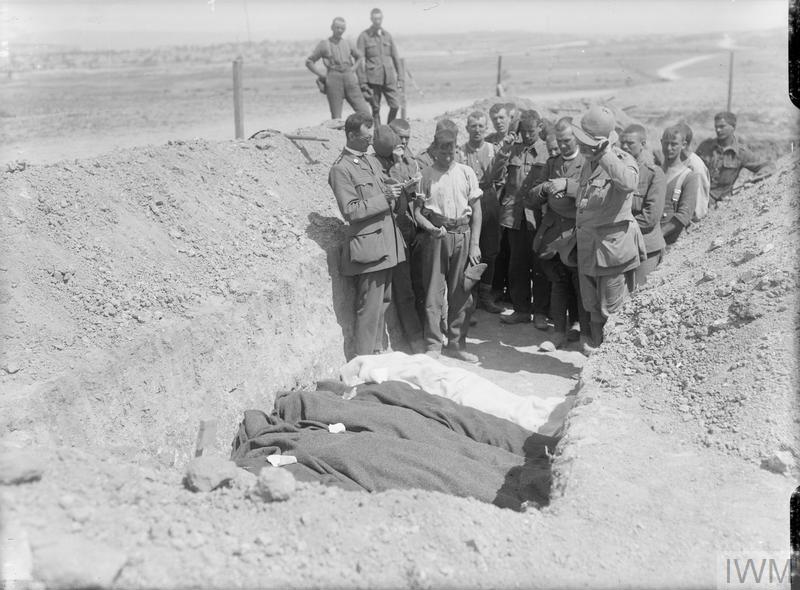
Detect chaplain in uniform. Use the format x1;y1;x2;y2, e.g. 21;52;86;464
329;112;405;356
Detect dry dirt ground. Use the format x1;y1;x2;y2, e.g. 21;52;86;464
0;28;798;589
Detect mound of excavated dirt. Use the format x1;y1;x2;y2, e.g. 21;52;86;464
0;116;797;588
591;157;799;465
0;132;363;465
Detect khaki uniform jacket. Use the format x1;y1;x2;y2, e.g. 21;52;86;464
631;155;666;255
695;135;775;201
489;139;548;229
329;149;406;277
575;147;646;277
356;27;401;86
526;153;585;262
661;164;700;229
307;37;364;83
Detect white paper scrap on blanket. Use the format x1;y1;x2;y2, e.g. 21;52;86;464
266;454;298;467
339;352;564;433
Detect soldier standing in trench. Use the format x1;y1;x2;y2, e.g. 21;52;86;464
571;106;645;354
329;112;405;356
306;17;372;121
371;124;426;353
660;125;701;246
457;111;504;314
525;118;589;350
414;122;483;362
695;111;775;203
488;110;551;328
619;124;667;287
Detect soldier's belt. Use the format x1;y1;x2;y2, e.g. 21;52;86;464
424;210;471;233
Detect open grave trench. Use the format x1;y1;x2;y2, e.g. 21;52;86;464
0;105;796;588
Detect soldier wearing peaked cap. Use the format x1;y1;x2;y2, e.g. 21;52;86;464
328;112;406;357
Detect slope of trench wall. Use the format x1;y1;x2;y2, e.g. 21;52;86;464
538;153;798;584
0;134;364;464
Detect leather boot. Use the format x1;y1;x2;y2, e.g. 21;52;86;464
590;320;605;348
477;283;504;314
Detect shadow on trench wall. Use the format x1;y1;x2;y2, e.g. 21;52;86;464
305;211;411;361
305;212;355;360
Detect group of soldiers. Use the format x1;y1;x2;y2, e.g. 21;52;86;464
328;102;775;361
306;9;402;125
317;10;775;361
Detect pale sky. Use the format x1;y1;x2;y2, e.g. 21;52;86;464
3;0;788;50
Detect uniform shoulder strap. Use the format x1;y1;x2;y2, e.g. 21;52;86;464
672;167;692;202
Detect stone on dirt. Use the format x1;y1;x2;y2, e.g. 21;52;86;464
231;467;257;491
32;537;127;590
1;360;20;374
183;455;239;493
760;451;794;474
0;450;45;485
250;467;296;502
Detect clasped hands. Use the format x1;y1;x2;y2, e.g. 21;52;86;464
543;177;568;198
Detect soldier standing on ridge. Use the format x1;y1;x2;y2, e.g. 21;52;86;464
357;8;403;124
306;17;371;121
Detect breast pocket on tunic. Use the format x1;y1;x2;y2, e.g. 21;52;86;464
354;179;376;199
586;178;611;203
349;227;388;264
364;37;380;59
721;149;740;170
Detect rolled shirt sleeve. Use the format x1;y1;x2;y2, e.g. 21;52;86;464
466;166;482;205
739;145;776;177
306;40;325;65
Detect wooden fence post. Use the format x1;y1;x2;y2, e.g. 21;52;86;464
726;50;734;113
496;55;503;97
233;56;244;139
400;57;407;120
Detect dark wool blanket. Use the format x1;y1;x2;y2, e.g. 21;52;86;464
230;381;557;510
